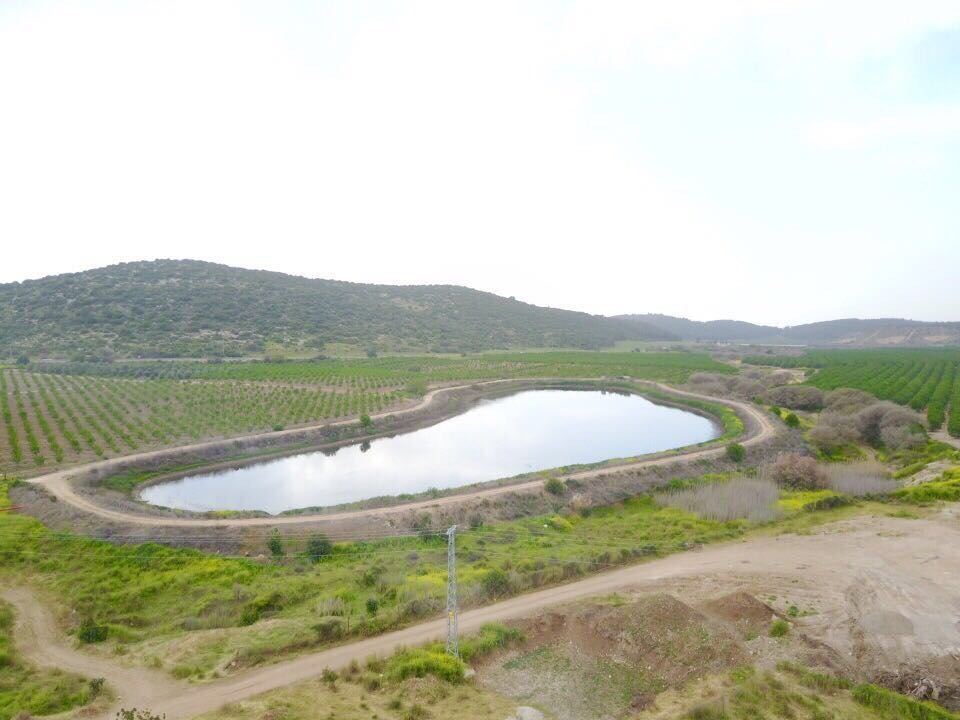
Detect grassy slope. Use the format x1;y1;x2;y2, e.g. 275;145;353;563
638;663;960;720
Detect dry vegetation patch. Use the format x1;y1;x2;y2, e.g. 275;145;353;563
475;594;747;720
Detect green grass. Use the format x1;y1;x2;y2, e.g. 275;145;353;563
0;600;97;720
0;476;746;675
640;663;958;720
893;468;960;503
852;683;959;719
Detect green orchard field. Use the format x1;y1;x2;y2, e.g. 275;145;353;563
745;349;960;436
0;351;732;473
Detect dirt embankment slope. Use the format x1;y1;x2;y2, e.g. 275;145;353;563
20;381;775;533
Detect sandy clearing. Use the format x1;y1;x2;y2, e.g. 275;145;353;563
8;511;960;719
22;382;775;530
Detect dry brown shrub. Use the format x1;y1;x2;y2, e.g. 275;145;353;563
764;452;827;490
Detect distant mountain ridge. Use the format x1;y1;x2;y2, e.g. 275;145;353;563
0;260;674;359
621;314;960;347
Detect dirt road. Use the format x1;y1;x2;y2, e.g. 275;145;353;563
9;510;960;719
23;382;776;529
1;586;181;717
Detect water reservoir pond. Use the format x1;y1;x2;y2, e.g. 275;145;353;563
139;389;720;514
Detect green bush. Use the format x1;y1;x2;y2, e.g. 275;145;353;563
769;619;790;638
267;532;284;558
784;413;800;428
313;618;344;642
544;477;566;496
77;619;108;644
306;534;332;562
459;623;524;661
386;648;465;683
726;443;745;462
480;568;512;599
360;413;372;428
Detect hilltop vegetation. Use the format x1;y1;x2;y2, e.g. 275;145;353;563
0;260;673;359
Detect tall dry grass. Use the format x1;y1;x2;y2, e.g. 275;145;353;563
656;477;781;523
823;462;901;497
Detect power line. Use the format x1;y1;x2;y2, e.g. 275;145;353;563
445;524;458;658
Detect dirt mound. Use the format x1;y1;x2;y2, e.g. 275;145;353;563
478;594;746;720
699;590;779;635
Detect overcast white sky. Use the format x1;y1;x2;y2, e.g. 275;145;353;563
1;1;958;325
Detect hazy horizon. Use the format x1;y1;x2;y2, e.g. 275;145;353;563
2;1;958;325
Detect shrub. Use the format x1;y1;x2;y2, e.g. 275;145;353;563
769;619;790;637
386;648;465;683
765;453;827;490
824;388;875;414
809;412;860;452
267;531;284;558
116;710;165;720
365;597;379;616
458;623;524;661
78;619;108;644
784;413;800;428
313;617;344;642
306;534;332;562
480;568;512;599
766;385;824;411
359;413;372;428
856;402;922;447
544;477;566;496
824;463;900;497
655;477;781;523
726;443;745;462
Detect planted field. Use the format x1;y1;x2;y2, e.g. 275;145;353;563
746;349;960;436
33;350;732;386
0;368;402;474
0;352;732;473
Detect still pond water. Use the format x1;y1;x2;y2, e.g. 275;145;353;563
139;389;719;514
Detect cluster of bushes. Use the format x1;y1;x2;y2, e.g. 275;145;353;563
655;477;781;523
764;385;824;411
687;368;794;399
809;388;926;453
763;453;899;497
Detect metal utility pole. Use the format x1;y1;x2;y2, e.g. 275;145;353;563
445;524;459;657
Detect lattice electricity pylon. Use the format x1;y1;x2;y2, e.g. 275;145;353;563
445;524;459;657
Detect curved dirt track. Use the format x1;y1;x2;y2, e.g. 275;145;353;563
23;382;776;529
9;511;960;719
1;586;181;717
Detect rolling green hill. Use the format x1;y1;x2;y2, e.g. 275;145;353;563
0;260;674;359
